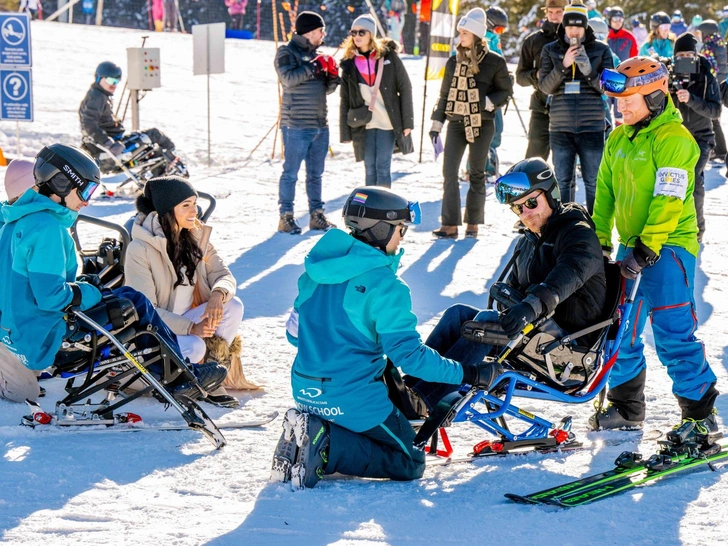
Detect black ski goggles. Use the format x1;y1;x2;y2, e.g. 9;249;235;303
36;148;100;202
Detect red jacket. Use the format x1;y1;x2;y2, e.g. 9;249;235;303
607;27;638;62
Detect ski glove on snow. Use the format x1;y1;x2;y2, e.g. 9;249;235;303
620;238;658;280
462;360;505;389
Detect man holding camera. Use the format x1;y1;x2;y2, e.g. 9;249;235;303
539;3;613;213
670;33;721;243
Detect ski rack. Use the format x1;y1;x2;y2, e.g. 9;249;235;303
420;273;642;458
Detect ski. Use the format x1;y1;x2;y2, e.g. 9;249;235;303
506;439;728;507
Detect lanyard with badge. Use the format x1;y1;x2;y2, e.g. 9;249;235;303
565;37;580;95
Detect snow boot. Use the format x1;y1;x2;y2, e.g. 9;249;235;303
588;404;643;431
278;213;302;234
270;408;301;483
290;412;330;490
309;209;336;231
171;361;227;400
666;409;722;447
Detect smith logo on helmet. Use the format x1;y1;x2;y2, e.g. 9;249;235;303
63;164;83;185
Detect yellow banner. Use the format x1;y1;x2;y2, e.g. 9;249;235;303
426;0;460;80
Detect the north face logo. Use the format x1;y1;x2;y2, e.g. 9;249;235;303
355;285;366;293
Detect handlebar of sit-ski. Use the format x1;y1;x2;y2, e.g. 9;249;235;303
94;142;142;186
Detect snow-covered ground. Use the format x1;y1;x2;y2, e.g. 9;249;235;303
1;21;727;546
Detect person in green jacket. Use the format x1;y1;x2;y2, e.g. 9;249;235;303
590;57;720;446
271;187;503;490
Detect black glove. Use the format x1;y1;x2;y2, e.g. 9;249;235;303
620;238;658;280
108;142;125;157
462;359;505;389
499;293;544;339
429;131;440;142
76;273;103;289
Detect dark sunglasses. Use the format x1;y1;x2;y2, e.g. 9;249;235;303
510;196;540;215
350;29;369;37
399;224;408;237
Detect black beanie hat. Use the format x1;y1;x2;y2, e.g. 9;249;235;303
295;11;325;35
674;33;698;54
135;176;198;217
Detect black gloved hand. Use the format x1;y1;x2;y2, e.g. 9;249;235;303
499;293;544;339
108;142;125;157
462;359;505;389
620;238;658;280
428;131;440;142
76;273;103;289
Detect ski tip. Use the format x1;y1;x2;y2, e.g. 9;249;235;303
504;493;540;505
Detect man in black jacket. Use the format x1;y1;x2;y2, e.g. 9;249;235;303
79;62;178;166
516;0;565;160
671;33;723;242
274;11;340;235
539;3;613;214
406;158;606;408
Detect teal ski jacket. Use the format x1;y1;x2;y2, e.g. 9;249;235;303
0;191;101;370
287;229;464;433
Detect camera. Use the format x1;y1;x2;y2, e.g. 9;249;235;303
663;56;699;92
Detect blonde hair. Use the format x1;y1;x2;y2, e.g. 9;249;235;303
646;29;675;45
341;34;389;60
456;39;488;75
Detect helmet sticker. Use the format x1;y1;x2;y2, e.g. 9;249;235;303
352;192;368;204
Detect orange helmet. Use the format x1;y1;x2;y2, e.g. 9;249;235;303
600;56;669;98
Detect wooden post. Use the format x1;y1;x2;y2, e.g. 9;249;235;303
95;0;104;26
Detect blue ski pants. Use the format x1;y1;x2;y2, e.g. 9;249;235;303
610;245;716;403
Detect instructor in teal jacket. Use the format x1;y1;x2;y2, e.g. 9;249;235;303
274;187;502;489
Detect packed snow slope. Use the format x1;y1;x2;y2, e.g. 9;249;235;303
0;21;727;546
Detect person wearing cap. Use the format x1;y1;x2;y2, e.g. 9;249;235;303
631;17;648;48
539;2;613;214
591;58;719;438
688;14;703;34
670;32;721;242
271;186;503;489
124;176;260;404
2;159;36;206
429;7;512;239
670;10;688;36
339;14;414;187
605;7;637;125
640;12;675;57
697;19;728;164
274;11;340;235
585;0;600;20
516;0;566;161
0;146;226;403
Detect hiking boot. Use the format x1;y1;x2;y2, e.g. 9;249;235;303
278;213;302;234
290;412;330;490
270;408;301;483
588;404;643;431
171;362;227;400
309;210;336;231
666;409;722;447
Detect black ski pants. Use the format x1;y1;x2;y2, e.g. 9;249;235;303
441;119;494;226
526;110;551;161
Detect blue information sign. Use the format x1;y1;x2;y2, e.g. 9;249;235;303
0;13;31;67
0;69;33;121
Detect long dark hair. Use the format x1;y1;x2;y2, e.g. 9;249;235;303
159;210;204;288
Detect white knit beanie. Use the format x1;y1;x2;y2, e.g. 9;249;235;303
351;14;377;37
457;8;487;40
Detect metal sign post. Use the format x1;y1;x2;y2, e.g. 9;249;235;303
192;22;225;166
0;13;33;158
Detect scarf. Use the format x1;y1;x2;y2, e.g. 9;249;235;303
445;47;486;142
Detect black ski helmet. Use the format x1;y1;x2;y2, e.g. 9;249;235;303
697;20;720;37
95;61;122;82
343;187;420;252
605;6;625;25
495;158;561;209
650;11;670;30
486;7;508;31
34;144;101;205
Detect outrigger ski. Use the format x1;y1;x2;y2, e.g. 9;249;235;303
22;400;277;434
505;437;728;507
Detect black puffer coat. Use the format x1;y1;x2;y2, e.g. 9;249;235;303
78;83;125;145
515;21;559;114
670;55;722;145
539;26;614;133
339;41;414;161
274;34;340;129
431;43;512;124
506;202;607;340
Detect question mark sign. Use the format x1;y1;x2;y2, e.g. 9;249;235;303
8;76;21;97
